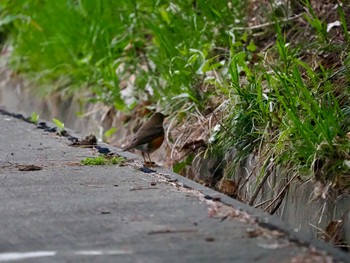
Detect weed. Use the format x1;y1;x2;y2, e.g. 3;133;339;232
29;111;39;125
80;155;124;166
103;127;117;140
212;2;350;200
52;118;65;135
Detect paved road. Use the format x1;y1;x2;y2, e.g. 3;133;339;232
0;111;348;262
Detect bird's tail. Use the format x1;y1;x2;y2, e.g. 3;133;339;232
122;143;134;152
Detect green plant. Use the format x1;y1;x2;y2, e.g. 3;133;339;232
302;0;328;44
80;155;124;165
210;2;350;202
29;111;39;125
103;127;117;139
3;0;246;112
52;118;65;135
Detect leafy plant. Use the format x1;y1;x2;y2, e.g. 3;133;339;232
52;118;65;135
213;3;350;196
29;111;39;125
103;127;117;139
303;0;328;43
2;0;246;112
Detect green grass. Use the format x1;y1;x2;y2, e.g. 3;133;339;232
212;3;350;194
2;0;245;111
29;111;39;125
52;118;65;135
80;155;124;166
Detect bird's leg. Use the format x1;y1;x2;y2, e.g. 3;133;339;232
147;153;152;164
142;153;152;167
141;152;147;164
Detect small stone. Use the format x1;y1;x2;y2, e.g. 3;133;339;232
205;237;215;242
101;211;111;214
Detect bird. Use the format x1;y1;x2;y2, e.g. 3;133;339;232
122;112;166;164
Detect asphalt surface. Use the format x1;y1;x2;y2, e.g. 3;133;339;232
0;111;349;263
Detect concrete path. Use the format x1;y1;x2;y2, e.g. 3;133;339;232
0;111;348;263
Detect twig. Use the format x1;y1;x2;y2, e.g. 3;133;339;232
263;174;298;212
148;229;198;235
317;65;350;89
238;161;260;193
129;186;158;191
254;198;273;208
308;223;331;240
248;160;273;206
209;107;236;139
231;13;304;31
79;183;105;188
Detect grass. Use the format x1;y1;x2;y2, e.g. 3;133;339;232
1;0;245;111
1;1;350;203
80;155;124;166
29;111;39;125
212;2;350;201
52;118;65;135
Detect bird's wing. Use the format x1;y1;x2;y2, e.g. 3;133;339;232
123;125;164;151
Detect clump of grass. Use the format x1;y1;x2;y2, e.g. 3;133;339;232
212;1;350;203
80;155;124;166
2;1;248;114
52;118;65;135
29;111;39;125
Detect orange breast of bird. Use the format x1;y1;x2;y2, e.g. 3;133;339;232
136;134;164;153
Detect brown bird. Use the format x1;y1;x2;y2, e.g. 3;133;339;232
123;112;166;164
